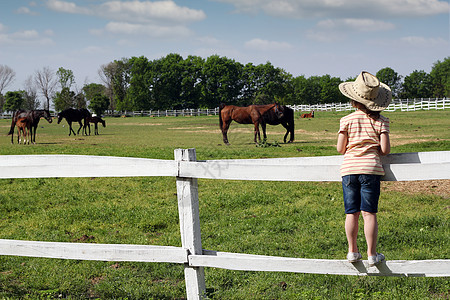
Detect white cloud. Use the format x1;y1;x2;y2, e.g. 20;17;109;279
400;36;449;46
16;6;39;15
317;19;395;32
0;27;54;46
214;0;449;18
46;0;92;14
244;38;293;51
104;22;192;38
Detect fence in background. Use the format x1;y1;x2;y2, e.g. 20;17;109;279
0;150;449;299
0;98;448;119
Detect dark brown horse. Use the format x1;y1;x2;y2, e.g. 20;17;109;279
219;103;283;145
57;108;91;136
262;105;295;143
8;109;53;144
84;116;106;135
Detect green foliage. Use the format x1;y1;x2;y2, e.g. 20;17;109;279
3;90;25;111
56;67;75;90
376;67;402;98
400;70;433;99
430;56;450;98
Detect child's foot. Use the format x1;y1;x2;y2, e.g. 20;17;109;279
347;252;362;263
368;253;385;266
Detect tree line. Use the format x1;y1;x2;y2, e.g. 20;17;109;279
0;55;448;115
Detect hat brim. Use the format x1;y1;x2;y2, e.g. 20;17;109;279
339;81;392;111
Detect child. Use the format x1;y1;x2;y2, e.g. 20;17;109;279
336;71;391;266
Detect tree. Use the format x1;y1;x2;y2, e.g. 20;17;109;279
98;64;115;111
56;67;75;90
83;83;106;104
53;87;75;111
35;67;57;110
400;70;433;99
23;76;40;110
126;56;153;110
0;65;16;94
4;91;25;111
376;67;402;98
429;57;450;98
89;94;110;116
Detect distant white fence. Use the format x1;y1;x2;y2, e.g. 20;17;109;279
0;150;449;299
290;98;450;112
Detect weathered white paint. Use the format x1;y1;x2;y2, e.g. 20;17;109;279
175;149;206;299
190;250;450;277
0;239;187;263
0;154;177;178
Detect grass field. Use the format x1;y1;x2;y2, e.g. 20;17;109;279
0;110;449;299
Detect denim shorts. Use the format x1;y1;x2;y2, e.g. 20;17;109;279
342;174;381;214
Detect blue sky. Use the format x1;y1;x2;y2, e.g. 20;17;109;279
1;0;449;94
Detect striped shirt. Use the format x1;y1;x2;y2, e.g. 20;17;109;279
339;110;390;176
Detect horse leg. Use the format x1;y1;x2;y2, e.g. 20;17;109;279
254;122;261;143
68;121;75;136
77;121;83;135
261;122;267;141
94;123;98;135
221;120;231;145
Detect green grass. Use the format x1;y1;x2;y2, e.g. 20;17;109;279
0;110;449;299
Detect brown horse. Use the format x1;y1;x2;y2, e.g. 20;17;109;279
219;103;284;145
300;111;314;118
8;109;53;144
15;117;31;144
84;116;106;135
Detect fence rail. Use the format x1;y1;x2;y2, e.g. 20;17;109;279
0;150;449;299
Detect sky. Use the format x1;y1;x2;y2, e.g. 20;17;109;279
1;0;449;95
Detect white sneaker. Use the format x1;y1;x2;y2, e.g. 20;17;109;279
368;253;385;266
347;252;362;262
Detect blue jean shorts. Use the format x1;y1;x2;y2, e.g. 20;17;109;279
342;174;381;214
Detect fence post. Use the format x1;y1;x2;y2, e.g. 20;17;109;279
174;148;206;300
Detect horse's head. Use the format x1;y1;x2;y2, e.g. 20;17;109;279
101;119;106;127
57;112;63;124
273;103;284;119
43;110;53;123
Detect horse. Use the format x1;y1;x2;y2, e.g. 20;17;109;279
262;105;295;143
219;103;284;145
84;116;106;135
57;108;91;136
8;109;53;144
15;117;31;144
300;111;314;118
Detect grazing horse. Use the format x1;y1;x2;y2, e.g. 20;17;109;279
57;108;91;136
15;117;31;144
219;103;284;145
262;105;295;143
300;111;314;118
8;109;53;144
85;116;106;135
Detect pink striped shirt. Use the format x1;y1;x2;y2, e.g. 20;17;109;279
339;110;390;176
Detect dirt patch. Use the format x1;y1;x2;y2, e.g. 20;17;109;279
381;179;450;198
121;123;163;126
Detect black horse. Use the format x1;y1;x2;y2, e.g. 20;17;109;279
57;108;91;136
262;105;295;143
8;109;53;144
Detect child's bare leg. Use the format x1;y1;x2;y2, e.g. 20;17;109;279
345;212;360;253
362;211;378;257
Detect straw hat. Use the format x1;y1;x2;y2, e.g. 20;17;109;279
339;71;392;111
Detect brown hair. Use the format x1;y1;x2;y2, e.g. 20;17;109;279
351;100;380;120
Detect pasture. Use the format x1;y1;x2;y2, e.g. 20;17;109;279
0;110;449;299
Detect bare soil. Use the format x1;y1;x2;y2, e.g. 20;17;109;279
381;179;450;198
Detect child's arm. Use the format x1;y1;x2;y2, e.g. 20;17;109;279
336;131;348;154
379;132;390;155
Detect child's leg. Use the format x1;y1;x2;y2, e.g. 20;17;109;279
362;211;378;257
345;212;360;253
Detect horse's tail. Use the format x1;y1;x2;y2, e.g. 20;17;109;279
219;103;226;130
8;111;18;135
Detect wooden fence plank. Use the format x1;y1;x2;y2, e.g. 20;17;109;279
190;250;450;277
0;155;177;179
0;239;188;263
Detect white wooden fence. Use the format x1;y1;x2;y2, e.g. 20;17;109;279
0;150;449;299
290;98;450;112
